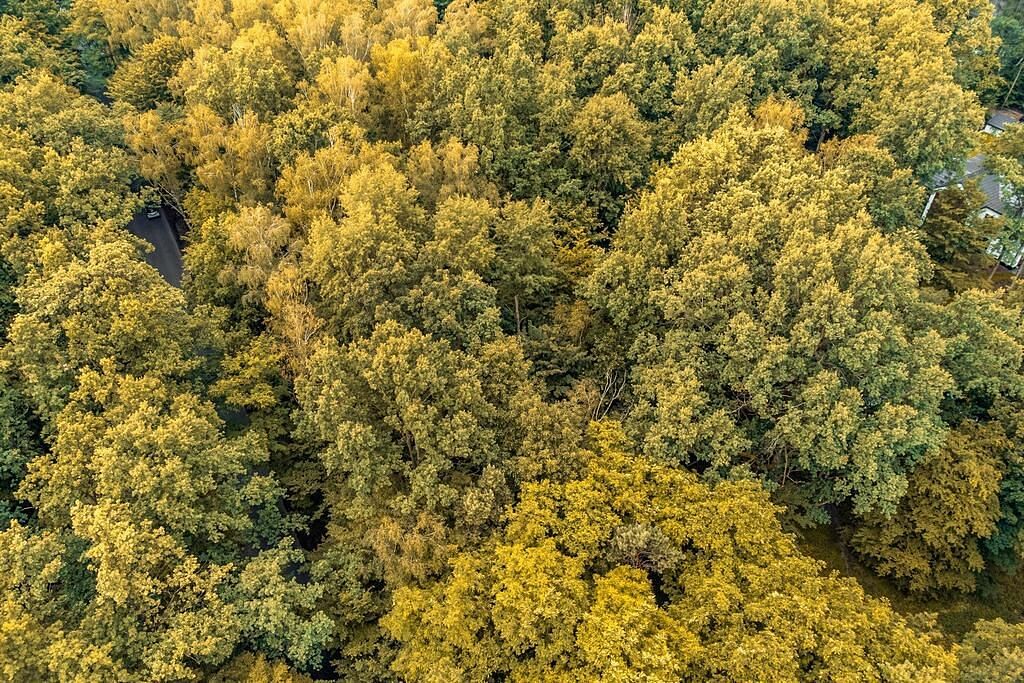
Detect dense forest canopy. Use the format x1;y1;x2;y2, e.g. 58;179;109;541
1;0;1023;680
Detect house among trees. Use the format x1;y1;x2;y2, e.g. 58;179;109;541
926;108;1024;268
982;108;1022;135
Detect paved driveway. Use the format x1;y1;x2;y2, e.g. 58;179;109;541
126;208;182;287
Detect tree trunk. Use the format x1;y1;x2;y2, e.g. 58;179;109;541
990;245;1005;281
1006;57;1024;108
1011;255;1024;290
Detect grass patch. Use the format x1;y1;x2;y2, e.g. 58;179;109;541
796;523;1024;642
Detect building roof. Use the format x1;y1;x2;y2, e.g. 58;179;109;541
965;154;986;177
976;173;1005;215
928;154;1005;216
924;110;1022;219
986;109;1023;132
964;154;1005;215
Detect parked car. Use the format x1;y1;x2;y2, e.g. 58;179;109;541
146;208;161;219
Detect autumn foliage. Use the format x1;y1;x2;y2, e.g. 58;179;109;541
0;0;1022;680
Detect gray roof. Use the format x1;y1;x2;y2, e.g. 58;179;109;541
976;173;1005;215
965;154;986;176
964;154;1005;215
925;110;1022;216
929;153;1005;216
986;109;1022;132
931;170;955;189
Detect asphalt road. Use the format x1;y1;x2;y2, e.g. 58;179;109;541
126;208;183;287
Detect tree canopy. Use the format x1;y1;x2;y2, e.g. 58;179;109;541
0;0;1021;679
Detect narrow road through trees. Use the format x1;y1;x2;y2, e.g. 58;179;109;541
126;207;182;286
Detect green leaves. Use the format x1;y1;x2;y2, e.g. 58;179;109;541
853;422;1008;593
5;239;202;422
171;22;297;120
384;422;956;682
297;321;529;526
569;92;652;218
0;0;1018;677
958;619;1024;682
588;108;951;516
108;34;188;110
231;544;334;671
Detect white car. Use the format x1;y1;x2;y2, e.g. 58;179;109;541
145;208;161;219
